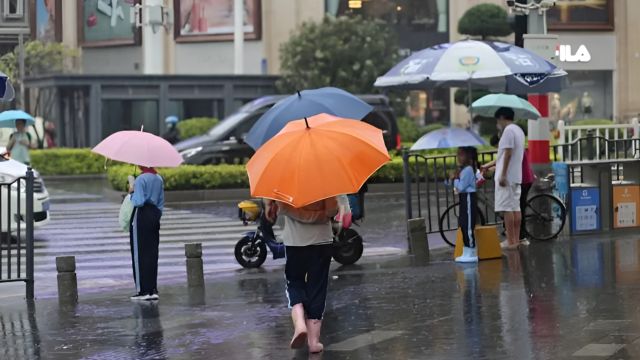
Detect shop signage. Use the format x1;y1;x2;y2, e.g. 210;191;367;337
555;44;591;63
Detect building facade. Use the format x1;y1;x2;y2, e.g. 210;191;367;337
6;0;640;147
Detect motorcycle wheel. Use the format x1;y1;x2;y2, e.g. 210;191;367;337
332;228;364;266
235;236;268;268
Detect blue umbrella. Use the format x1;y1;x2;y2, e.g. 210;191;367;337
245;87;373;150
374;40;566;94
411;128;486;151
0;110;35;128
0;72;15;102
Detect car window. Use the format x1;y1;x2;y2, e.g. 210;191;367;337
208;112;252;139
232;112;265;139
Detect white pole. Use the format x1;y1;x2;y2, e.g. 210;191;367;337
142;0;164;74
234;0;244;74
18;33;25;108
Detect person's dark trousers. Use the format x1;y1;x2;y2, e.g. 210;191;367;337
284;244;333;320
520;183;532;239
458;192;477;248
129;204;162;295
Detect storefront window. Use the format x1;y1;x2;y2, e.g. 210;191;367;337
168;99;225;120
548;0;614;31
102;100;159;138
326;0;448;52
549;70;613;124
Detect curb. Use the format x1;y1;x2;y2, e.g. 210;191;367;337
44;174;107;181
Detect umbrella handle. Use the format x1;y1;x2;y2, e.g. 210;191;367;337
273;190;294;204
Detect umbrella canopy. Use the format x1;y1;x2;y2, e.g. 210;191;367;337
411;128;486;151
374;40;566;94
471;93;541;119
247;113;390;208
0;110;35;128
245;87;373;150
92;131;183;168
0;72;15;102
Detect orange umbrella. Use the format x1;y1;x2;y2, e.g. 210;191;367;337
247;113;390;208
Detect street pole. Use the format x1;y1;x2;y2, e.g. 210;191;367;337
233;0;244;74
18;33;25;109
142;0;164;74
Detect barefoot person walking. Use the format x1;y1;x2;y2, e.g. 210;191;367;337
269;197;338;353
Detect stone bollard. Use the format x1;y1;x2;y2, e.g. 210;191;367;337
407;218;429;261
56;256;78;304
185;243;205;288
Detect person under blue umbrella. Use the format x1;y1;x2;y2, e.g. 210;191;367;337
7;119;34;165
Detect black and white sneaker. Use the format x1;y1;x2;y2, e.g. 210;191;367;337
130;293;154;301
148;293;159;300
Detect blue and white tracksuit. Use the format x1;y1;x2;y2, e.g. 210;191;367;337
454;166;477;249
129;173;164;295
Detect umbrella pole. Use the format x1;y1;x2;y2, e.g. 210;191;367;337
467;80;473;127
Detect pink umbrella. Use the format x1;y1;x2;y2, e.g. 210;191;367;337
92;131;183;168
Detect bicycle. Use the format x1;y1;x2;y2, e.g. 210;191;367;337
438;174;567;247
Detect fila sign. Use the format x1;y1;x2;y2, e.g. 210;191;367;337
555;44;591;63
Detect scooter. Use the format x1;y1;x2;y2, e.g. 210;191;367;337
235;199;364;268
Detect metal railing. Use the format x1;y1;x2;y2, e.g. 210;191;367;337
402;150;499;234
0;168;34;299
403;134;640;236
557;118;640;161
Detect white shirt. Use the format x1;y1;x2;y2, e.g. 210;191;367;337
496;123;525;185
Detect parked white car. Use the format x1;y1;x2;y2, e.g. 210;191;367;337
0;155;50;232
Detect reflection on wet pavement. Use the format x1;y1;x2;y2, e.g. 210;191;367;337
3;232;640;359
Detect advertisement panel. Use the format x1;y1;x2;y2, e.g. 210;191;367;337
613;185;640;228
571;187;600;233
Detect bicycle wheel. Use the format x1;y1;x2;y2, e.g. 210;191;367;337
439;203;486;247
524;194;567;241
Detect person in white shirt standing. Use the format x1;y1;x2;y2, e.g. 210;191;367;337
482;107;525;250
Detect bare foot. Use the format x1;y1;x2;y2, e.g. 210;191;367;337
290;329;308;349
308;342;324;353
290;304;307;349
306;319;324;353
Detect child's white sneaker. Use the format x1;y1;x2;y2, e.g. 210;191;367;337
456;246;479;263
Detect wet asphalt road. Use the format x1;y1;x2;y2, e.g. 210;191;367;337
3;232;640;359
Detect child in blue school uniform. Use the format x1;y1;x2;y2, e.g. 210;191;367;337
451;146;479;263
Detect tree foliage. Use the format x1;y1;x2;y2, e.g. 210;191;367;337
454;88;493;107
278;16;399;94
0;41;77;81
458;4;513;40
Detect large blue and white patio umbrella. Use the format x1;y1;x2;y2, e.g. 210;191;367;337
0;71;15;102
374;40;566;94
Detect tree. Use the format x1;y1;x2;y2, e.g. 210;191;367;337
454;88;493;107
0;41;77;84
278;16;399;94
458;4;513;40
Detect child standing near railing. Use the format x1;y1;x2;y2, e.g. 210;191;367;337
451;146;479;263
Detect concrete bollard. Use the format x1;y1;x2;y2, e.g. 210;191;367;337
407;218;429;261
185;243;205;288
56;256;78;304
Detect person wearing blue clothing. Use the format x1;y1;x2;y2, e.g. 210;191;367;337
128;166;165;301
451;146;479;263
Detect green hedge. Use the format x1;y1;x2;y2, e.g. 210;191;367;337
31;148;108;176
106;154;477;191
107;164;249;192
108;159;410;191
176;117;218;139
